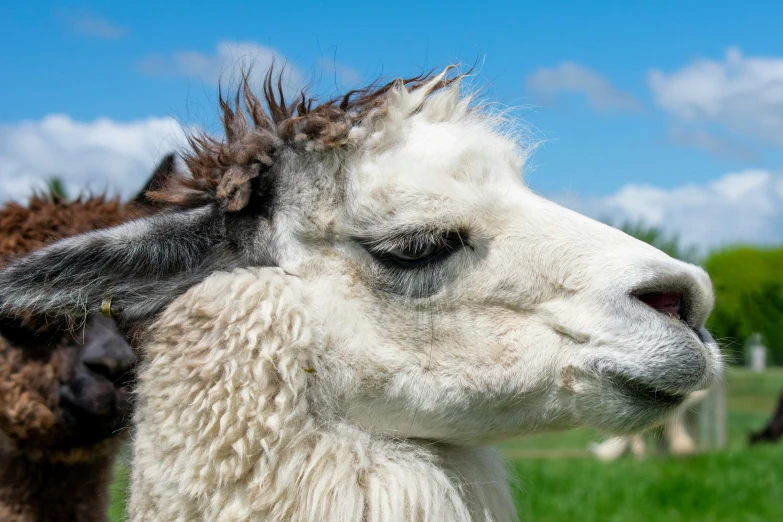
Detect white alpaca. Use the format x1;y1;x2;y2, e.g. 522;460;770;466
0;68;723;521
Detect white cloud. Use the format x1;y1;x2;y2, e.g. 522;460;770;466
316;58;363;88
558;169;783;251
0;115;188;203
526;62;640;112
139;41;363;99
649;47;783;148
138;42;306;96
60;10;127;39
667;127;756;161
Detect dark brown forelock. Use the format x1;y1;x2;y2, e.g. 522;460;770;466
146;67;459;212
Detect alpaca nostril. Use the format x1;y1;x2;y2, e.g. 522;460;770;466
627;259;715;330
83;356;133;385
637;291;684;321
83;359;116;381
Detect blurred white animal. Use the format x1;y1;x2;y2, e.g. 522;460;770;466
590;389;710;460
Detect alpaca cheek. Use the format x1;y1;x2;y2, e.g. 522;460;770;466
134;268;314;502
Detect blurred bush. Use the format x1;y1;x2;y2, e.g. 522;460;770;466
47;176;69;201
705;246;783;365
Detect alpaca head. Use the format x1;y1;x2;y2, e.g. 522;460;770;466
0;69;721;444
0;314;134;452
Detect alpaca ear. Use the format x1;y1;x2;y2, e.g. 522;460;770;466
131;153;177;207
0;206;240;327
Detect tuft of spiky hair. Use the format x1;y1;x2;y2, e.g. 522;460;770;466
148;66;469;212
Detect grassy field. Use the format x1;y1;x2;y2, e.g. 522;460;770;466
108;368;783;521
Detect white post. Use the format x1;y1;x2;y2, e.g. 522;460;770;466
750;345;767;373
695;381;727;451
697;394;711;450
746;332;767;373
714;379;727;449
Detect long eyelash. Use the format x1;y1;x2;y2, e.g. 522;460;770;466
364;233;438;255
362;229;468;255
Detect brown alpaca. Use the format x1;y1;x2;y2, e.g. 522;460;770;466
749;389;783;445
0;155;175;522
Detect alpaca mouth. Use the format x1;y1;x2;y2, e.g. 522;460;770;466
607;373;687;407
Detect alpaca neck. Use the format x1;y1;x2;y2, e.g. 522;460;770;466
0;451;114;522
131;417;518;522
264;423;519;521
434;441;519;521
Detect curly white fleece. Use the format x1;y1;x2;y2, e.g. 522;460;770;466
128;267;517;522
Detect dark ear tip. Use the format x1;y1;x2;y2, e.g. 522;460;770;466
131;152;178;205
158;153;177;173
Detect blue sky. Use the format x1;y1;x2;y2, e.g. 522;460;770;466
1;1;782;249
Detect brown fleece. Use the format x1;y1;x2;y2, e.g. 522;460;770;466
0;194;139;261
0;452;115;522
0;335;65;449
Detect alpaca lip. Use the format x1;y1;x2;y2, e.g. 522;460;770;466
607;372;687;407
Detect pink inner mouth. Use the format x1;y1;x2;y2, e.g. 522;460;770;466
638;291;682;320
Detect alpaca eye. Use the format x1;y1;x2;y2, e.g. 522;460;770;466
386;241;441;263
373;233;464;269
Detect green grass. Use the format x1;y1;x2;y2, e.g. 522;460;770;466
108;462;130;522
108;368;783;521
502;368;783;521
512;445;783;522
